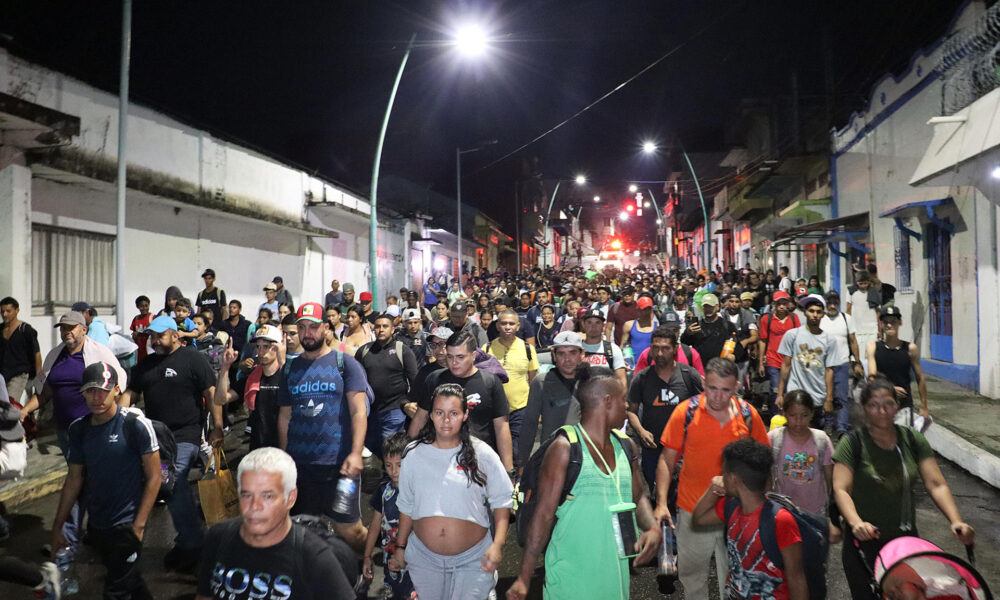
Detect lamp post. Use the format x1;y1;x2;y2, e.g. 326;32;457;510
369;33;416;306
642;141;710;269
368;25;489;304
541;175;586;268
115;0;131;327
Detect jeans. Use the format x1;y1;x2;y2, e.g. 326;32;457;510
507;408;525;467
365;408;407;460
56;428;83;549
765;365;782;416
832;363;851;433
165;441;204;549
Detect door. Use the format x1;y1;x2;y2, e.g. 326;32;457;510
927;223;953;362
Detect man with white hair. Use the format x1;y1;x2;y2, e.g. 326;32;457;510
195;447;354;600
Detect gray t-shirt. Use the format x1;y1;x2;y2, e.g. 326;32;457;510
778;326;837;406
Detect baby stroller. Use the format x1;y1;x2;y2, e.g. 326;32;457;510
857;536;992;599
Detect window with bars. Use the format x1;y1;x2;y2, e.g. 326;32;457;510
31;224;116;314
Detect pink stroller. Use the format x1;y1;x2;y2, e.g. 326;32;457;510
858;536;992;599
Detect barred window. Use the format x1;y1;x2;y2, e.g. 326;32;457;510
31;224;115;314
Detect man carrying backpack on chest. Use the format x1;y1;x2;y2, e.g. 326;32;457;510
692;438;810;600
51;361;162;600
507;364;660;600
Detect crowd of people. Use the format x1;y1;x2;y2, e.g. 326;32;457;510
0;261;978;599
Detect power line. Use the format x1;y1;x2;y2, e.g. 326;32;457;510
470;5;739;177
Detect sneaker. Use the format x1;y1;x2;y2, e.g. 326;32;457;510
34;561;61;600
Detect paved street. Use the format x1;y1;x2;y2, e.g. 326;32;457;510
1;455;996;599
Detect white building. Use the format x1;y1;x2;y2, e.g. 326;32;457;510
0;48;417;358
830;1;1000;395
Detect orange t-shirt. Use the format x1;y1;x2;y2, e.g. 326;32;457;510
660;395;769;513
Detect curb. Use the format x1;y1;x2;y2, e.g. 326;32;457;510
924;422;1000;489
0;466;67;509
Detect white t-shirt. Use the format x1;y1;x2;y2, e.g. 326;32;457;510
778;277;793;294
820;311;856;365
848;290;878;336
582;340;626;370
777;327;838;405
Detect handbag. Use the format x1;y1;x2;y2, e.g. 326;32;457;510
198;448;240;525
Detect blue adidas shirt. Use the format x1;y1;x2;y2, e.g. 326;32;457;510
279;350;367;466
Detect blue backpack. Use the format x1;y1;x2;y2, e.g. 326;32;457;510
724;493;829;599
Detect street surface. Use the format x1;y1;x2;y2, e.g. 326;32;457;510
1;457;996;599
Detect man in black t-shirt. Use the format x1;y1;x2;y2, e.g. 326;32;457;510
680;293;737;361
215;325;286;450
627;328;702;493
0;296;41;404
124;315;221;572
196;269;228;325
196;447;354;600
406;330;514;474
356;314;417;457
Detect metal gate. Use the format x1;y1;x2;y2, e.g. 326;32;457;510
927;223;953;362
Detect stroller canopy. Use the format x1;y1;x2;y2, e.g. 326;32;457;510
874;537;992;600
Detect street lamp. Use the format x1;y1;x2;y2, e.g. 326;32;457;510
575;174;587;185
593;195;600;202
369;26;490;304
541;176;586;268
628;184;638;193
642;141;657;154
640;141;711;269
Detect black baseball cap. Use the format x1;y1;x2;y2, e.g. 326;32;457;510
201;268;216;278
80;361;119;393
879;305;902;320
583;307;605;321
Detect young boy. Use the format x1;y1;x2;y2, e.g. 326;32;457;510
130;295;152;361
173;298;199;345
51;362;161;599
361;433;414;600
693;438;808;600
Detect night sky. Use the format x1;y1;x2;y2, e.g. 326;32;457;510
0;1;964;231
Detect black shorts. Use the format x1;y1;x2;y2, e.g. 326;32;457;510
291;463;361;524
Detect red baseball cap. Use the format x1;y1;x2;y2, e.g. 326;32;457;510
795;285;808;297
772;291;791;303
636;296;653;310
296;302;324;323
359;291;373;302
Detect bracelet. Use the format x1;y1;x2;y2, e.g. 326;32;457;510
396;544;406;549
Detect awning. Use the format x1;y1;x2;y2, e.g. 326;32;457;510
772;212;870;251
878;197;955;238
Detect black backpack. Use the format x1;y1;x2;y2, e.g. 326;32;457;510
724;493;829;599
514;424;637;546
89;410;177;501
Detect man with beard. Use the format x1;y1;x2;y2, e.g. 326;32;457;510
776;295;836;429
277;302;368;553
681;294;738;362
627;328;703;494
447;300;489;347
124;315;220;572
606;285;640;346
720;293;759;383
337;283;357;318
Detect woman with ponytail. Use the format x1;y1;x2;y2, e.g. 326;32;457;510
389;383;514;600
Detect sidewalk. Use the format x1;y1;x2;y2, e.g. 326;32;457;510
2;374;999;511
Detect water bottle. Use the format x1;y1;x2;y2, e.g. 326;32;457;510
332;475;360;516
721;335;737;359
656;521;678;595
55;545;79;595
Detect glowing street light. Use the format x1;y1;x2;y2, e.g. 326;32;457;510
593;195;601;202
642;141;657;154
575;174;587;185
454;24;489;57
619;211;629;221
628;184;638;193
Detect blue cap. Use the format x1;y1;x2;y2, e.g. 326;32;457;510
147;315;178;333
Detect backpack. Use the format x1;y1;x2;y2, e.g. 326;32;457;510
584;340;615;367
198;338;225;373
770;427;829;492
723;493;829;599
679;343;694;368
335;350;374;415
844;425;916;472
360;340;406;370
514;424;637;546
761;312;800;358
88;409;177;501
678;395;754;466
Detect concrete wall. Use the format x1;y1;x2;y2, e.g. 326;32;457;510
830;1;1000;395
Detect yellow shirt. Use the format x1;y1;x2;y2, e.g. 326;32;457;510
484;338;539;411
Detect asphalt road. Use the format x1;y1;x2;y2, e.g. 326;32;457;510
1;456;997;599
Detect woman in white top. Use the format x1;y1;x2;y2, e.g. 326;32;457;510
390;383;513;600
339;305;374;356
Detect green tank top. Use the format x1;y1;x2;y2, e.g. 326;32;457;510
543;426;633;600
